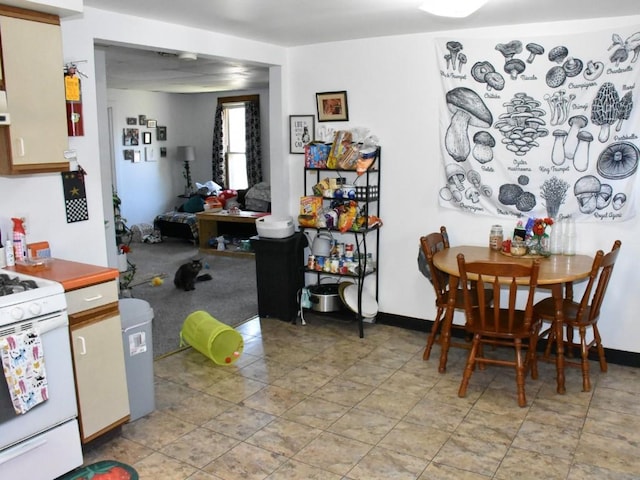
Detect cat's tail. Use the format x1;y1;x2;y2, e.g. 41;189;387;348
196;274;212;282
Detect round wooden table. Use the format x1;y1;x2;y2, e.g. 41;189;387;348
432;245;594;394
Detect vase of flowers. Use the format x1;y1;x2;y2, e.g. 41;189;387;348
526;217;554;255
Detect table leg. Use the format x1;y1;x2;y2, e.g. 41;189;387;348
438;275;459;374
551;283;566;394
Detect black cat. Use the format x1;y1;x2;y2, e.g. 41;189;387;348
174;259;211;291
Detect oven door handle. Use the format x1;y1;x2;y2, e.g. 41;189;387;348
37;314;68;334
0;436;47;465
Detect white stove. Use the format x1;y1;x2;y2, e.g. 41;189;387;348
0;268;83;480
0;269;66;329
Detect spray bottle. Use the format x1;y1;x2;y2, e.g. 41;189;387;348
11;218;27;262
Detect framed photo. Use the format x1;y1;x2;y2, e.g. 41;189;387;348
147;119;157;128
157;126;167;141
124;149;134;161
145;147;157;162
123;128;139;146
126;117;137;125
289;115;315;154
143;131;152;144
133;150;141;163
160;147;167;157
316;91;349;122
138;114;146;125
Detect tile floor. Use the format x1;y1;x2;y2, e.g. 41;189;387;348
81;315;640;480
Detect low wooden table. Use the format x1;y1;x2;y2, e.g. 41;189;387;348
196;210;266;257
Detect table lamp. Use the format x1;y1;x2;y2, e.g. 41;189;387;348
177;146;196;196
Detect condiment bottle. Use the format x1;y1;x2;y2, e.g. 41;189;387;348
489;225;503;251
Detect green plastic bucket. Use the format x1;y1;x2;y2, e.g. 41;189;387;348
180;311;243;365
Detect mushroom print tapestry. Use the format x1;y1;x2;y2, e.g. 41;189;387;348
436;29;640;223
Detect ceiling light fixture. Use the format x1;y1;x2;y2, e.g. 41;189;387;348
418;0;489;18
178;52;198;61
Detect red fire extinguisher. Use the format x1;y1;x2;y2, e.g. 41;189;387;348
64;64;84;136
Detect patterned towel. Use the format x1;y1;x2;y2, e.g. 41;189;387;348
0;329;49;415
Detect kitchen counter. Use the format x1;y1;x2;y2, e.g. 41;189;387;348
9;258;119;291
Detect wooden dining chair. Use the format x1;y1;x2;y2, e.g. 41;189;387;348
532;240;621;392
420;227;494;361
456;253;540;407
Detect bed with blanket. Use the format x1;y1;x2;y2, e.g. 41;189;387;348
153;211;199;241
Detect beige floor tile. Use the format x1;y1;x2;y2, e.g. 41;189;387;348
204;372;267;403
310;377;374;407
574;431;640;475
245;417;321;456
266;459;342;479
346;445;428;480
327;407;398;445
293;431;372;476
240;384;307;416
339;360;397;387
203;442;287;480
121;410;198;450
582;407;640;443
567;462;640;480
163;389;235;425
418;461;492;479
203;404;276;440
432;433;508;477
590;386;640;416
133;451;198;480
378;420;450;460
356;387;423;419
271;364;334;394
404;396;471;432
494;447;571;479
453;409;524;446
282;396;350;428
159;427;239;468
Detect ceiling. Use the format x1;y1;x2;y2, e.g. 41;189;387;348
84;0;640;93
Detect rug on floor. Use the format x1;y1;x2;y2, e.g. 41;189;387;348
125;238;258;358
58;460;138;479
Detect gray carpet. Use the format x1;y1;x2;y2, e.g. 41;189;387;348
124;238;258;358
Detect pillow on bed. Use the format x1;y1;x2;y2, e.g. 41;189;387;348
196;180;222;196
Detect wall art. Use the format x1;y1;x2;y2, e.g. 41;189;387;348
316;91;349;122
289;115;314;153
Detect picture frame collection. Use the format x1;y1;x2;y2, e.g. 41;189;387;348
123;114;167;162
289;90;349;154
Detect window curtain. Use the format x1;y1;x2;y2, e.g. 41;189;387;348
211;103;225;187
245;99;263;187
211;97;262;188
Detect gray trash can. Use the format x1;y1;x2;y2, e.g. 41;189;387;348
119;298;155;421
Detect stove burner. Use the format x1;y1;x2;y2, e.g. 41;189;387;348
0;274;40;296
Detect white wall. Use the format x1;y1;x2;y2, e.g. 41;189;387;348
287;15;640;354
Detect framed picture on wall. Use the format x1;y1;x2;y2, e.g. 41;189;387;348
123;128;139;146
138;114;147;125
316;91;349;122
147;119;157;128
126;117;137;125
133;150;141;163
160;147;167;157
157;126;167;141
124;149;134;161
289;115;314;154
143;131;152;144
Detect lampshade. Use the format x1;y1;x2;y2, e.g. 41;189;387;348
419;0;489;18
177;146;196;162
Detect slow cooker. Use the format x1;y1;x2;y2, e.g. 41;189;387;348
308;283;343;312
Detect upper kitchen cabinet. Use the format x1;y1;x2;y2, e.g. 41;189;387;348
0;6;69;175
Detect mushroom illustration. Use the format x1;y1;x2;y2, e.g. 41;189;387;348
562;57;583;77
612;192;627;210
540;177;569;219
498;183;523;206
466;169;482;188
591;82;620;143
444;53;452;69
548;45;569;64
444;87;493;162
574;175;601;214
573;131;593;172
446;41;463;70
610;48;629;67
596;184;613;210
495;40;522;61
583;60;604;81
472;131;495;164
626;32;640;62
563;115;588;160
445;163;466;191
608;33;624;51
525;43;544;63
457;53;467;72
439;186;453;201
515;191;536;212
504;58;525;80
484;71;505;91
546;66;567;88
465;187;480;203
596;141;639;180
471;61;495;83
615;91;633;132
551;129;568;166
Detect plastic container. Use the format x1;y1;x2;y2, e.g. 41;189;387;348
180;311;243;365
119;298;155;421
563;218;576;256
489;225;503;251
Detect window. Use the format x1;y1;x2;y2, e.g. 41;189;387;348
222;101;248;190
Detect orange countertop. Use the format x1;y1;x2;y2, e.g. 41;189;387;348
8;258;119;292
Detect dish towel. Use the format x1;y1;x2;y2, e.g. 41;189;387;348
0;329;49;415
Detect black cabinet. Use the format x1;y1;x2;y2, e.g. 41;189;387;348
250;233;307;322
